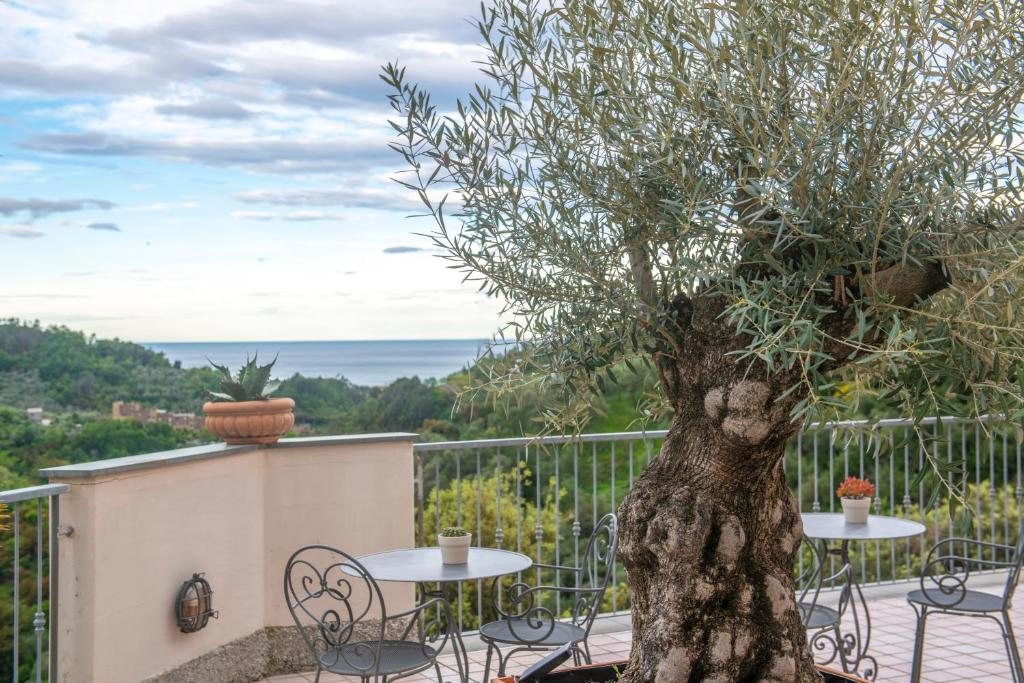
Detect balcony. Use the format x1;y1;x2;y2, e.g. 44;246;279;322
2;416;1022;682
259;577;1021;683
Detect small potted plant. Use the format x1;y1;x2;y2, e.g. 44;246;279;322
202;355;294;445
837;476;874;524
438;526;472;564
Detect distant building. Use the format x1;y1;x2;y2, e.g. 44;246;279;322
112;401;204;431
112;401;149;421
170;413;205;430
26;407;51;426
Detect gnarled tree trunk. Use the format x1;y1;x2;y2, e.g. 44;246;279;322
618;299;820;683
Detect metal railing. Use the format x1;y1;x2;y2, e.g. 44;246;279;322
0;484;68;683
413;415;1024;632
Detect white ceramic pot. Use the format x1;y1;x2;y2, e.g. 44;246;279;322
438;533;472;564
841;497;871;524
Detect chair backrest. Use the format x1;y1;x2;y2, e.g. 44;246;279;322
582;513;618;590
283;545;387;676
1002;529;1024;605
573;513;618;629
795;537;827;603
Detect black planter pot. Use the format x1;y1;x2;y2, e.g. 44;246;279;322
493;660;869;683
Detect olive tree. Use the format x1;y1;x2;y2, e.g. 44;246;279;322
384;1;1024;681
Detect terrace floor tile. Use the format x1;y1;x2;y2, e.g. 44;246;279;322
263;576;1021;683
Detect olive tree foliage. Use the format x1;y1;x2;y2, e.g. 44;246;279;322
385;1;1024;505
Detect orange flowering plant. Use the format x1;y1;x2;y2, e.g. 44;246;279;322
836;476;874;500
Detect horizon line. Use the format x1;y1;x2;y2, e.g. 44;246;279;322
141;337;494;345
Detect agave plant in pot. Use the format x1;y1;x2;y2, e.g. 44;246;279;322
203;355;294;445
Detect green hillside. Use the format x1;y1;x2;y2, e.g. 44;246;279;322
0;319;664;489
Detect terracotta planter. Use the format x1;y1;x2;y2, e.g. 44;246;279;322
841;496;872;524
492;660;869;683
203;397;295;445
438;533;472;564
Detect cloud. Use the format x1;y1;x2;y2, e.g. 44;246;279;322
101;2;479;51
87;222;121;231
64;268;148;278
0;161;43;181
234;186;421;210
21;131;392;174
0;225;44;239
0;36;229;96
3;0;488;195
242;46;484;105
0;59;152;95
155;99;255;120
0;292;87;299
383;245;428;254
279;88;363;110
0;197;115;220
123;201;201;211
231;210;348;221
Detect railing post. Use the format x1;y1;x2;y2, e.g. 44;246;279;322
0;484;67;683
415;453;424;548
49;492;60;683
14;500;20;682
34;497;44;683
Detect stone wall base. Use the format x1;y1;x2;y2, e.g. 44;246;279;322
143;627;305;683
145;620;408;683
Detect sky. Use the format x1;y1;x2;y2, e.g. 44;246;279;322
0;0;504;342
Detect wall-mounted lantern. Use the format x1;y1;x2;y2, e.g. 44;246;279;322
175;572;218;633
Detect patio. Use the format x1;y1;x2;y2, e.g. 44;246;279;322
263;575;1019;683
4;417;1022;682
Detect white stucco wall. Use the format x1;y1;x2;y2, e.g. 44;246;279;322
43;434;417;683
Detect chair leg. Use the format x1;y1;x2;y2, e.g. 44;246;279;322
433;661;445;683
1003;611;1023;683
910;606;929;683
582;639;593;664
483;643;494;683
497;647;513;677
832;624;849;673
313;666;321;683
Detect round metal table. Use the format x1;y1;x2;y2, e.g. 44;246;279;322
353;547;532;683
801;513;926;681
356;547;532;583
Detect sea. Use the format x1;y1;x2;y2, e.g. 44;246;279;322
143;339;490;387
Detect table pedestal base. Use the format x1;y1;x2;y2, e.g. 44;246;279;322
806;540;878;681
419;582;470;683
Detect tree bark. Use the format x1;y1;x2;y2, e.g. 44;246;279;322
618;408;819;683
619;292;821;683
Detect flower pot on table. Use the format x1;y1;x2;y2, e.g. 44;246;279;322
841;496;872;524
438;533;472;564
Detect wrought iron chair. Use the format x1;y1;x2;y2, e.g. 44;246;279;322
284;544;452;683
906;533;1024;683
796;537;848;670
479;513;618;681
